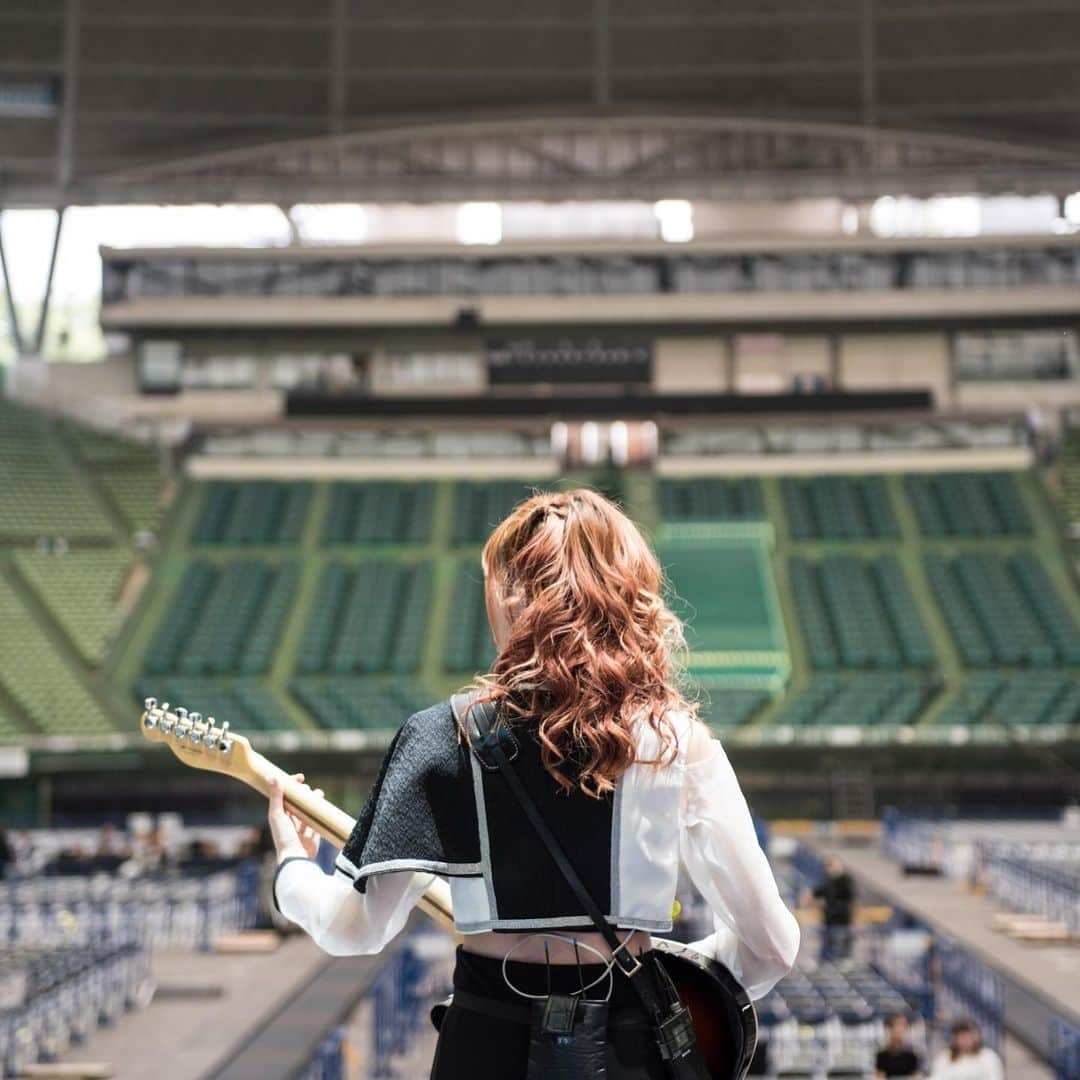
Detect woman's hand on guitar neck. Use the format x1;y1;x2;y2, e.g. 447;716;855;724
268;772;323;863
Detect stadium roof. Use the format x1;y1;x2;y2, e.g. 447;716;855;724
2;0;1080;207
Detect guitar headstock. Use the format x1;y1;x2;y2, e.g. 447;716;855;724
139;697;258;784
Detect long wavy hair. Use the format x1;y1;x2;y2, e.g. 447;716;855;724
471;488;695;798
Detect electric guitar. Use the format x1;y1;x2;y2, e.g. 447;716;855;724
138;697;758;1079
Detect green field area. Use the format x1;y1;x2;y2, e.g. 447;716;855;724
3;397;1080;745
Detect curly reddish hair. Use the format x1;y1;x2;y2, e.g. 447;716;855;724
470;488;695;798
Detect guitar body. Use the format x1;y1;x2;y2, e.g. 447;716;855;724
653;938;758;1080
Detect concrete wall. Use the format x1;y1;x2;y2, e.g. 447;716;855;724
838;332;951;406
734;334;831;392
653;337;729;392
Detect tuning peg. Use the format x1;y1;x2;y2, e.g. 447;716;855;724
144;697;158;711
217;720;232;753
202;717;217;748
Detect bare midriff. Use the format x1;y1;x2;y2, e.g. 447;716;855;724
460;928;653;965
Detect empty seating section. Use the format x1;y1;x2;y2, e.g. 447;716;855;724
191;481;310;544
781;476;897;540
64;424;164;533
775;675;933;727
790;556;932;669
13;550;130;665
658;477;763;522
134;677;295;732
697;687;770;728
97;465;164;533
323;481;434;544
1009;552;1080;664
443;562;497;674
451;481;548;544
1064;430;1080;526
290;678;429;731
905;472;1030;536
926;553;1080;666
937;673;1080;726
296;561;433;676
0;577;113;736
142;560;296;676
0;400;114;543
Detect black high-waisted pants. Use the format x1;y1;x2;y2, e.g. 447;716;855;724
430;946;668;1079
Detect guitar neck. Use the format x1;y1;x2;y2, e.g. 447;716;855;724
138;700;454;932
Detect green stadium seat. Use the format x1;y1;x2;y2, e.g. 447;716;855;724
298;560;434;676
289;678;429;731
323;481;434;545
443;560;497;675
451;481;554;545
780;476;897;541
928;552;1076;667
906;472;1031;537
191;481;310;545
134;678;297;733
658;478;764;523
0;400;115;544
0;578;114;736
791;555;931;670
13;549;132;666
143;560;296;677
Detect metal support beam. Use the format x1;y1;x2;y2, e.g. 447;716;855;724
329;0;347;135
55;0;82;192
0;211;27;356
593;0;612;107
31;208;65;356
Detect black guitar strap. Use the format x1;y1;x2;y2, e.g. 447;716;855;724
451;691;708;1078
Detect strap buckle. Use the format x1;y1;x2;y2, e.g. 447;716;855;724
610;938;643;978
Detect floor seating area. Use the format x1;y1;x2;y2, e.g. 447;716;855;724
0;941;151;1076
322;481;434;545
781;475;898;540
790;555;933;669
658;477;763;522
191;481;311;545
905;471;1031;537
883;814;1080;941
0;863;258;1076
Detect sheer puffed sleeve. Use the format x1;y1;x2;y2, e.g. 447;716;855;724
679;724;800;999
273;858;432;957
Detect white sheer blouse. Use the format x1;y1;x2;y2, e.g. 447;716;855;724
275;720;800;1000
